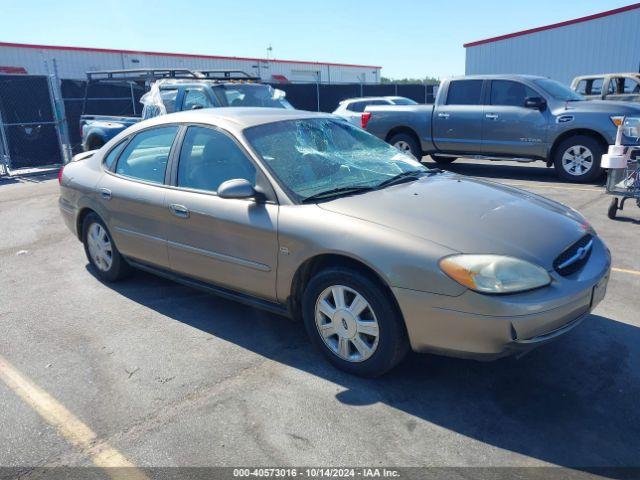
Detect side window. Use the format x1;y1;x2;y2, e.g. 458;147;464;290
177;126;256;193
347;101;366;112
591;78;604;95
115;126;179;184
103;140;127;170
183;89;213;110
622;77;640;94
446;80;483;105
160;89;178;113
490;80;538;107
575;80;588;95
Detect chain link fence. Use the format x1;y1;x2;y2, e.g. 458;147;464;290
0;74;71;174
0;75;437;173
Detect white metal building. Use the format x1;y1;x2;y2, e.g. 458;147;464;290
464;3;640;85
0;42;382;83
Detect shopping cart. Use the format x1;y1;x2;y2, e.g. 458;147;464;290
602;118;640;220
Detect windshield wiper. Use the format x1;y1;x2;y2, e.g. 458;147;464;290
301;185;375;203
377;170;431;189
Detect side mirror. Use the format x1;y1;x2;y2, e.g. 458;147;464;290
524;96;546;110
217;179;256;200
191;104;204;110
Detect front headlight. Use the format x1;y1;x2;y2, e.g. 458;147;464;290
622;116;640;140
610;115;625;128
439;255;551;294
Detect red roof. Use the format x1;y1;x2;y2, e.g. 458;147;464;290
464;2;640;48
0;41;381;70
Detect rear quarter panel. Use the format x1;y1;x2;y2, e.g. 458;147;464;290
365;105;435;152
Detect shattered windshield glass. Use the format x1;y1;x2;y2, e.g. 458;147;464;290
244;118;425;201
216;84;292;109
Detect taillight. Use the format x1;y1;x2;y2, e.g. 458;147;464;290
58;165;65;185
361;112;372;129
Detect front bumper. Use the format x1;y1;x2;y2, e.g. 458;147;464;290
393;240;611;360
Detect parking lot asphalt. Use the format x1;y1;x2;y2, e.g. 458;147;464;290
0;159;639;476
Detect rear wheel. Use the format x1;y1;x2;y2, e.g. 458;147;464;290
430;154;457;165
553;135;604;183
608;197;619;219
389;133;421;160
302;267;409;377
82;213;130;282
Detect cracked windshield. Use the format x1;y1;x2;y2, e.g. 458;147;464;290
245;118;426;200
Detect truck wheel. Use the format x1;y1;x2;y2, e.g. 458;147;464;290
85;137;105;152
431;155;457;165
389;133;421;160
553;135;604;183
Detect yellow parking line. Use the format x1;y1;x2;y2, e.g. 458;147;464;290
0;354;147;480
612;267;640;276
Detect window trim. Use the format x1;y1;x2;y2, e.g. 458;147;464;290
166;122;278;203
105;125;182;187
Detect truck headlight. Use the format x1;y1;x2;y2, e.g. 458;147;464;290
622;117;640;140
439;255;551;294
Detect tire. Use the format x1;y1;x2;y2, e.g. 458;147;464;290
301;267;409;377
430;154;457;165
553;135;604;183
82;213;131;282
388;133;421;160
608;197;618;220
85;136;105;152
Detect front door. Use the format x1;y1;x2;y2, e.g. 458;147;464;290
164;125;279;300
432;79;484;154
482;80;548;158
97;125;179;268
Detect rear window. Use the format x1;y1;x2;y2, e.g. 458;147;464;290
446;80;483;105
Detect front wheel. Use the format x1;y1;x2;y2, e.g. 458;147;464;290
388;133;421;160
82;213;131;282
553;135;604;183
302;268;409;377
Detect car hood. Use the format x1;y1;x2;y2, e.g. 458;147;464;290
564;99;640;114
317;173;590;270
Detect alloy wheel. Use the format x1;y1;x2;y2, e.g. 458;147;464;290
87;223;113;272
561;145;594;176
314;285;380;362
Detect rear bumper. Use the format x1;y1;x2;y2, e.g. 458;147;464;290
393;265;610;361
59;197;79;237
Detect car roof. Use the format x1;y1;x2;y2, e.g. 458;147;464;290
447;74;547;81
339;96;396;104
134;107;335;131
573;72;640;79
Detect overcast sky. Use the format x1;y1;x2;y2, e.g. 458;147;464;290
1;0;633;79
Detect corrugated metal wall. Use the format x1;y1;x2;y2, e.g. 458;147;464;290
465;7;640;85
0;44;381;84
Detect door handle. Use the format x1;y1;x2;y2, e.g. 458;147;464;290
99;188;112;200
485;113;499;120
169;204;190;219
437;112;450;119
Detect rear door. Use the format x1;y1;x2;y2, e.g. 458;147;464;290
432;79;484;153
164;125;279;300
97;125;179;268
482;80;548;158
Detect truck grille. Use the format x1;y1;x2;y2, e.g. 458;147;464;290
553;234;593;276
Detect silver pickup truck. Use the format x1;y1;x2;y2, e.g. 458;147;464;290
363;74;640;182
